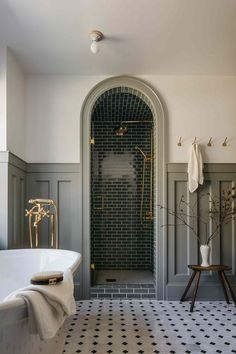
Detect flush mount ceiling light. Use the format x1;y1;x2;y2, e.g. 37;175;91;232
89;30;103;54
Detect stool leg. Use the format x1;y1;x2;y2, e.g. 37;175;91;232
221;271;236;305
190;271;201;312
218;271;230;304
180;270;197;302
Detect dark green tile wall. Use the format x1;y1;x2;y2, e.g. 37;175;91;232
91;89;154;270
92;89;153;121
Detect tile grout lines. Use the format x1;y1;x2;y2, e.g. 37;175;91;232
90;283;155;300
63;300;236;354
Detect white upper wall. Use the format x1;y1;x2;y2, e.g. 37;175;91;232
0;46;7;151
25;75;236;163
25;75;106;163
146;76;236;163
6;49;25;159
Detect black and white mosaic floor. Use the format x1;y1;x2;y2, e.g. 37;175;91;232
63;300;236;354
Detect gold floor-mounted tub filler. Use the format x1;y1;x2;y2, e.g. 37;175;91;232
25;199;58;249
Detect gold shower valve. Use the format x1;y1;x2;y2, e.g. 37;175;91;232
145;211;153;220
94;195;105;210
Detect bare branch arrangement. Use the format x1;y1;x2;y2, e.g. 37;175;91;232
158;187;236;245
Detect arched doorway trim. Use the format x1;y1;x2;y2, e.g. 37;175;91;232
81;76;167;299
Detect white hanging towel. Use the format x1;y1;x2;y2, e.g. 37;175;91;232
188;143;204;193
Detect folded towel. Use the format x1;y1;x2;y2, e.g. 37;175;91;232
188;143;204;193
3;269;76;340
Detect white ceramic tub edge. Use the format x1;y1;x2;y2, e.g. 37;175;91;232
0;248;82;354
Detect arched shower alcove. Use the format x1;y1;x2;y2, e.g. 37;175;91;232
81;76;167;299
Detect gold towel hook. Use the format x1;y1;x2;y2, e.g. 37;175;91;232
222;137;228;147
177;137;182;147
192;137;197;145
207;137;213;147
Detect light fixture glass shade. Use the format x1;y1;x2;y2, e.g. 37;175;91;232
91;41;99;54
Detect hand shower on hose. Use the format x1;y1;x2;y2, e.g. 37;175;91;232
135;132;153;224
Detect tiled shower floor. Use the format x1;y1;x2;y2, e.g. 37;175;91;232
95;270;153;284
63;300;236;354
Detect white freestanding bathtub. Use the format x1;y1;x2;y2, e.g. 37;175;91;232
0;249;82;354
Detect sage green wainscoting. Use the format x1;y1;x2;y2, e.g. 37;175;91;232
167;163;236;300
0;152;82;298
0;153;8;249
26;163;81;249
1;153;236;300
8;153;27;249
26;162;82;298
0;152;27;249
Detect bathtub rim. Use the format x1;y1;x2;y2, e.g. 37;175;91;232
0;248;82;329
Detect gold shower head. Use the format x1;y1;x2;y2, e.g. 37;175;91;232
114;124;128;136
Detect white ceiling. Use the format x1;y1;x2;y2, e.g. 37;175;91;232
0;0;236;75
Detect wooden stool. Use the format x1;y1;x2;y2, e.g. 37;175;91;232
180;265;236;312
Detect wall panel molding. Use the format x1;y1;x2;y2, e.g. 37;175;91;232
26;161;82;298
0;152;82;298
167;163;236;299
27;163;80;173
9;152;27;172
0;152;27;249
0;155;8;248
1;153;236;300
8;164;26;248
